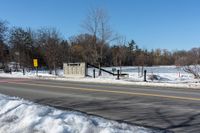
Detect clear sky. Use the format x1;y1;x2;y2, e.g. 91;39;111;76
0;0;200;50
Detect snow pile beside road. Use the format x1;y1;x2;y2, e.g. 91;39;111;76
0;94;160;133
0;66;200;89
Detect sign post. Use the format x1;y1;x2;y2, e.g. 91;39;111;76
33;59;38;76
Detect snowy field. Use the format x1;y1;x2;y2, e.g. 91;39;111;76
0;94;164;133
0;66;200;89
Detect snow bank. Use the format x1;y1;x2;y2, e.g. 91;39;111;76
0;66;200;89
0;94;160;133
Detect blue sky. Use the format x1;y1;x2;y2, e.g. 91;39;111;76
0;0;200;50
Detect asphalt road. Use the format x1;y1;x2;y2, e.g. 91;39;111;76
0;77;200;133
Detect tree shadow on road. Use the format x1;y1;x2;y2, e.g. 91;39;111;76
34;96;200;133
34;96;175;133
154;108;200;132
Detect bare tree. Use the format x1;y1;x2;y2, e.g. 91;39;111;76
183;65;200;79
111;37;128;73
69;34;98;64
37;28;61;75
9;27;33;72
173;50;188;66
174;48;200;79
0;20;9;67
59;40;70;65
82;7;115;75
0;20;8;43
183;48;200;79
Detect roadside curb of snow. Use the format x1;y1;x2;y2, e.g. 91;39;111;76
0;74;200;89
33;75;200;89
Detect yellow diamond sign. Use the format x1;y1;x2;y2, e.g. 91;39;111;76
33;59;38;67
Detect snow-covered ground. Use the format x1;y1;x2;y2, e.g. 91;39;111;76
0;94;162;133
0;66;199;89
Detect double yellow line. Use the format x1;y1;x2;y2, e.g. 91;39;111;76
9;81;200;101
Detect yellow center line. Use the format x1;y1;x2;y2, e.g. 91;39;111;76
8;81;200;101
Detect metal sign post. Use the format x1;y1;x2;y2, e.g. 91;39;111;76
33;59;38;76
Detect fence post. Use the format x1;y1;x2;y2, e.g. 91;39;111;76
93;69;95;78
23;68;25;75
144;70;147;82
117;70;120;80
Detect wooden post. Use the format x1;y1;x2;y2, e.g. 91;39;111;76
117;70;120;80
93;69;95;78
144;70;147;82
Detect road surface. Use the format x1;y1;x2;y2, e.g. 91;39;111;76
0;77;200;133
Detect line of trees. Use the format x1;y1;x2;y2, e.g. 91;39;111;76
0;8;200;77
